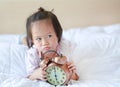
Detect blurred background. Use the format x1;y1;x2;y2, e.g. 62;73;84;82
0;0;120;34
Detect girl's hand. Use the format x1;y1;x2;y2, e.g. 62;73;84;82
67;61;79;80
67;61;77;73
28;65;47;81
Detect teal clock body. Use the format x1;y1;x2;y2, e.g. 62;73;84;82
46;65;67;85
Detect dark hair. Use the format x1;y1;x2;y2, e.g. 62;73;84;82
26;7;63;48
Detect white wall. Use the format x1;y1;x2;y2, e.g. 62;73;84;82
0;0;120;34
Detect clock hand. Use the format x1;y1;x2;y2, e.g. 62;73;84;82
54;66;58;81
53;66;58;87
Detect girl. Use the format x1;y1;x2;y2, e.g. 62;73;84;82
25;7;79;83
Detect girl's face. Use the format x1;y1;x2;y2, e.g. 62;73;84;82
31;20;59;53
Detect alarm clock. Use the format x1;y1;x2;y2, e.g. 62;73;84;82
40;50;73;86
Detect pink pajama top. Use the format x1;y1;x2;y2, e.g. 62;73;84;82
25;39;75;76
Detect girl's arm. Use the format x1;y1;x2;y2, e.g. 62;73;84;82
25;48;47;81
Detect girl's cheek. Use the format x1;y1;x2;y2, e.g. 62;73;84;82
38;47;42;52
35;44;42;52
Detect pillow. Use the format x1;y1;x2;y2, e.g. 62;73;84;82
0;43;28;77
0;34;27;45
19;33;27;45
0;34;20;43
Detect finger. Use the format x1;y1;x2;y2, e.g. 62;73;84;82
40;77;47;81
68;65;77;72
42;74;47;81
67;61;75;65
43;78;47;81
67;61;72;65
42;65;47;70
42;71;47;75
42;74;47;78
69;66;76;71
43;66;47;71
68;63;75;68
39;73;47;81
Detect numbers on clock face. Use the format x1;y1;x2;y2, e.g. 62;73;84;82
46;66;67;85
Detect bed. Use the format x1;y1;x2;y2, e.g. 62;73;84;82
0;23;120;87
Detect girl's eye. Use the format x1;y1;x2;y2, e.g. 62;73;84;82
48;35;52;38
36;38;42;41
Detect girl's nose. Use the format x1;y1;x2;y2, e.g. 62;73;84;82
42;38;49;46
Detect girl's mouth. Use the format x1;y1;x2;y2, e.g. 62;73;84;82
43;47;51;51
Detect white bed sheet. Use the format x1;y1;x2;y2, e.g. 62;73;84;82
0;23;120;87
0;74;120;87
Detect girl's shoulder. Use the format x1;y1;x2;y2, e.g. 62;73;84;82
27;45;38;56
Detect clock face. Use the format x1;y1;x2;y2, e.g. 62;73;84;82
46;65;67;86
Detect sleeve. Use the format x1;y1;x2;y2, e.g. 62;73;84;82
25;47;40;76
